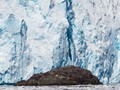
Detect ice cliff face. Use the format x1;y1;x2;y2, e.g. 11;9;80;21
0;0;120;84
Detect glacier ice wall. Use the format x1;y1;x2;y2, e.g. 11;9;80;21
0;0;120;84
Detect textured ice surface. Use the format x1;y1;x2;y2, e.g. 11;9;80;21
0;0;120;84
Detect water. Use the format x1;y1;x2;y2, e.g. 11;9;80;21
0;85;119;90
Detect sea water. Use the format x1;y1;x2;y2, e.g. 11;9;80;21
0;85;119;90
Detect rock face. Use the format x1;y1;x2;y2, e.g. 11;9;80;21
16;66;102;86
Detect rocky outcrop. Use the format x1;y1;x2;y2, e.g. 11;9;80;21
16;66;102;86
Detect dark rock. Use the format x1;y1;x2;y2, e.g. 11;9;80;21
16;66;102;86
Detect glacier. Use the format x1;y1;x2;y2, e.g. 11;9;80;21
0;0;120;84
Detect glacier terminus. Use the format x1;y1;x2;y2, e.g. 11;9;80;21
0;0;120;84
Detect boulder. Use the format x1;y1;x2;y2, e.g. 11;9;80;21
16;66;102;86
